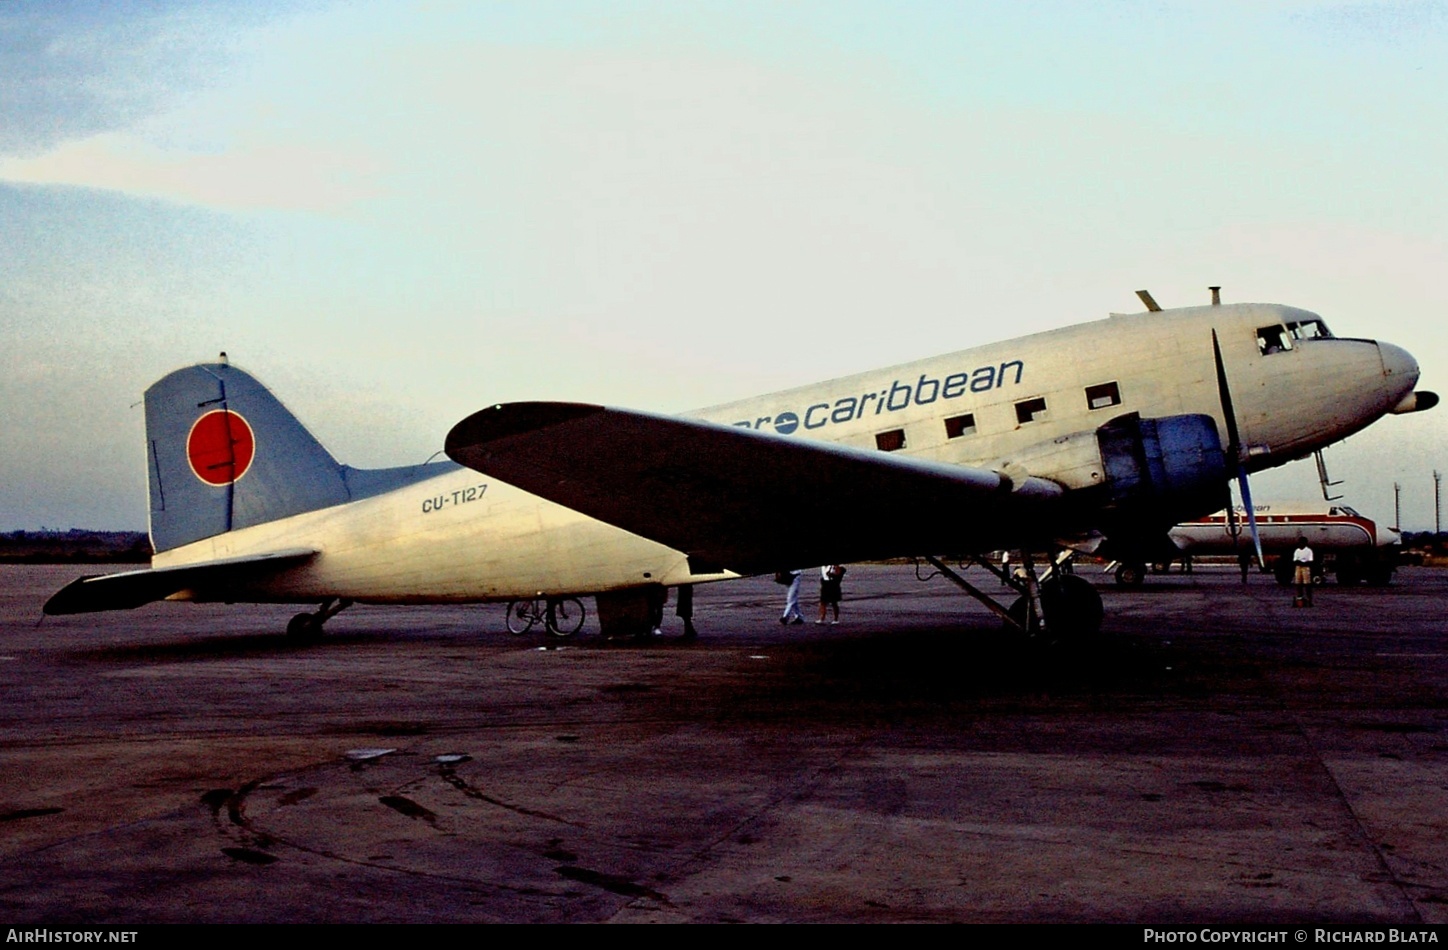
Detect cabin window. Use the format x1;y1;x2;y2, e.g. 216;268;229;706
1288;319;1331;341
1256;325;1293;355
1085;381;1121;410
875;428;906;452
1014;397;1047;424
944;413;976;439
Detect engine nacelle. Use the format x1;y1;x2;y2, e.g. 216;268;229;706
1095;413;1229;527
991;428;1108;492
992;413;1229;553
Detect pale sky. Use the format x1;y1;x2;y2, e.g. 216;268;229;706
3;0;1447;531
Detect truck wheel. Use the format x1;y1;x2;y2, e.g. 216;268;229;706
1365;567;1394;587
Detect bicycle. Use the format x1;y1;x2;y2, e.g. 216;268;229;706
504;596;586;637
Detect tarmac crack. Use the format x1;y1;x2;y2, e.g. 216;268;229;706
193;761;583;901
1295;746;1428;922
436;763;584;828
617;742;865;902
201;781;280;865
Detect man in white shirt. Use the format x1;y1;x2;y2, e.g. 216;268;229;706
1293;537;1315;607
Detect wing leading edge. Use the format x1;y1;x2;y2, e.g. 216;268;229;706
43;548;318;615
445;403;1066;574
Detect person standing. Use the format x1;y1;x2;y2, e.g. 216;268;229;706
779;569;805;625
645;584;667;638
817;564;845;624
1293;537;1315;607
676;583;698;640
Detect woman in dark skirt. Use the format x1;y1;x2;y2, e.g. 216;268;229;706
817;564;845;624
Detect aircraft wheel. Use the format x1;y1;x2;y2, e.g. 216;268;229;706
546;597;586;637
286;612;321;641
1005;595;1037;635
1040;574;1104;639
1114;563;1145;588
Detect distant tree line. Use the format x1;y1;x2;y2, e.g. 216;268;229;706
0;530;151;563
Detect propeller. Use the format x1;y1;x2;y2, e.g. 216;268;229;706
1211;329;1265;566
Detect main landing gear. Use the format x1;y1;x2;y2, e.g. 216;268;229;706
922;551;1103;641
286;598;353;642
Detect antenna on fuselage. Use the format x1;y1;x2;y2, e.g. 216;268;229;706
1136;290;1162;312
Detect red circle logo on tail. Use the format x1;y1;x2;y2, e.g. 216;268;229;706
186;410;255;486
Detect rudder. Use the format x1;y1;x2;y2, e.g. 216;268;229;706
145;362;350;552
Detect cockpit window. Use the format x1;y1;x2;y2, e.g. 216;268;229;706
1288;319;1332;341
1256;325;1293;355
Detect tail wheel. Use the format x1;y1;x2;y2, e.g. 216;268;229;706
505;600;540;635
546;597;586;637
286;612;321;642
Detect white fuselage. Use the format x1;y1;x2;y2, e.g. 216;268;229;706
1170;503;1401;554
152;303;1420;604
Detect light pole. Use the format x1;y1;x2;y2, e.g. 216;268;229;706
1435;471;1442;550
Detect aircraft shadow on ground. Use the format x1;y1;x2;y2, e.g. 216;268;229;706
68;627;413;663
630;625;1233;719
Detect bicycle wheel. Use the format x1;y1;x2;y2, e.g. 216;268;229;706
546;597;586;637
505;599;541;634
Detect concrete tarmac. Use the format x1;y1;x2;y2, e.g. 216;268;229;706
1;563;1445;924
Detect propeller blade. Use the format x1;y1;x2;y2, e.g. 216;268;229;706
1236;464;1265;565
1211;330;1242;453
1212;329;1264;564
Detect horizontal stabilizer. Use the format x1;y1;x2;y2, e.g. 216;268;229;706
445;403;1065;574
44;549;318;615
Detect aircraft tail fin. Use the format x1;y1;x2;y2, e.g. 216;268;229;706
145;362;351;553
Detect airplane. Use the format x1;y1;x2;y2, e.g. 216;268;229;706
44;290;1437;640
1156;501;1402;587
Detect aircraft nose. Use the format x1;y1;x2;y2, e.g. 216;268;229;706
1379;342;1420;390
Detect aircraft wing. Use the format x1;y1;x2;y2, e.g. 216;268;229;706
44;548;318;615
445;403;1067;575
